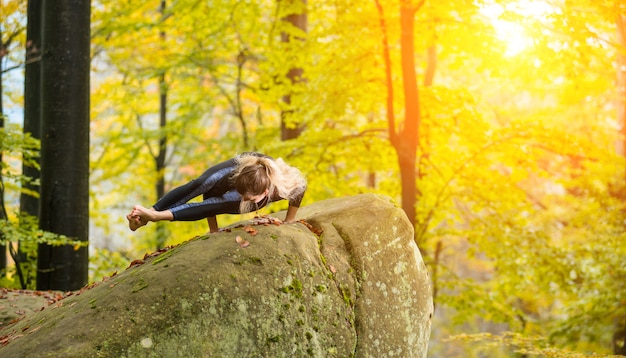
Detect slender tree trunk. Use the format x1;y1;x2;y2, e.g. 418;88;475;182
614;14;626;356
424;45;436;87
375;0;425;242
154;72;168;249
366;115;377;189
280;0;307;141
37;0;91;291
15;0;44;289
618;15;626;176
235;50;249;147
154;0;169;249
0;25;6;275
21;0;43;219
397;1;420;229
156;77;166;201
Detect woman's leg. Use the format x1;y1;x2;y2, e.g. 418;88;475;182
127;158;237;231
152;158;237;211
168;191;242;221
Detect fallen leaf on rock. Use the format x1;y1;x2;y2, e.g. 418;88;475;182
253;216;283;226
0;335;10;346
8;316;24;325
330;265;337;274
127;259;145;269
102;271;117;282
242;226;258;236
0;334;15;347
143;245;175;260
298;220;323;236
235;236;250;248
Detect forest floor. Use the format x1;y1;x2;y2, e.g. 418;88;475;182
0;289;66;330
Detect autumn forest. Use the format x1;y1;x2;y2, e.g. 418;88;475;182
1;0;626;356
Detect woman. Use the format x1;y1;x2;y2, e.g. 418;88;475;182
126;152;307;233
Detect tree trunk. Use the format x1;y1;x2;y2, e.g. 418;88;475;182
394;2;420;232
0;25;6;275
280;0;307;141
375;0;420;233
21;0;43;219
154;0;169;249
618;15;626;177
37;0;91;291
13;0;44;288
615;14;626;356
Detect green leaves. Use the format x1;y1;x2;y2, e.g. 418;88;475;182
0;214;85;247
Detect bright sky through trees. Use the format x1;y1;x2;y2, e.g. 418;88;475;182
481;0;554;56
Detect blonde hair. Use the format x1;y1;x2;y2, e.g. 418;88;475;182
233;154;306;213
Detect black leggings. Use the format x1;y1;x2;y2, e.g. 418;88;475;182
151;158;266;221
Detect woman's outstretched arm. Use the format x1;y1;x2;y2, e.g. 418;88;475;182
284;205;300;223
207;216;219;233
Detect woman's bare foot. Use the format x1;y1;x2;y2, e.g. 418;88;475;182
128;205;174;230
127;211;148;231
131;205;154;224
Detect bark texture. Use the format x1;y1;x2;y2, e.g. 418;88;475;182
37;0;90;291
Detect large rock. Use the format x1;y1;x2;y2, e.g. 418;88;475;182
0;194;433;357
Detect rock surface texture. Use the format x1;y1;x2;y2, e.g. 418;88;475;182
0;194;433;357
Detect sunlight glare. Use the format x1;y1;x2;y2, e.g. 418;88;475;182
481;1;553;57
